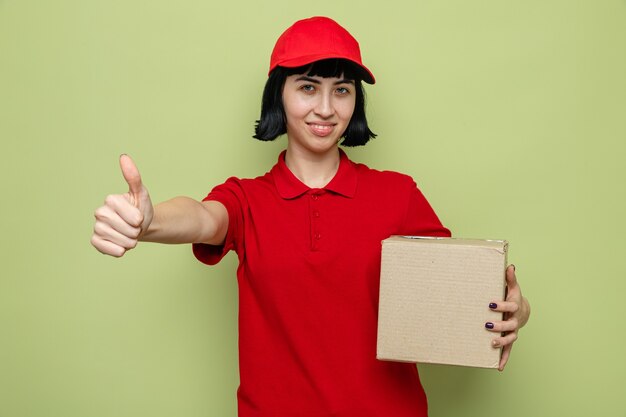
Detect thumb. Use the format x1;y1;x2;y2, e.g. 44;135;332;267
119;154;143;204
505;264;518;290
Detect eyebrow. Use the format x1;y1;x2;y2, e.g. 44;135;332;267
295;76;355;85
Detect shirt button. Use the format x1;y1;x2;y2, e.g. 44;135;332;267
313;211;320;218
311;194;319;200
315;233;321;240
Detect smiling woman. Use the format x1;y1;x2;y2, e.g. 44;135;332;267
253;58;376;147
90;15;530;417
282;72;356;159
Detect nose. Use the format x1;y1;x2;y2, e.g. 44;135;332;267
314;92;335;119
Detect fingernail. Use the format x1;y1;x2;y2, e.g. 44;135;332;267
512;264;516;271
485;322;494;329
489;302;498;309
492;340;500;348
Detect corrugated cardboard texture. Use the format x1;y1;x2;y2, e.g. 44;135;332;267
377;236;507;369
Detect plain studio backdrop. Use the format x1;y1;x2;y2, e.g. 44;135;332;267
1;1;624;416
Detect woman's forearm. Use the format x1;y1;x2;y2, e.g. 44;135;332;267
140;196;227;245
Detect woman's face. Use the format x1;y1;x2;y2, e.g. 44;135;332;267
282;73;356;156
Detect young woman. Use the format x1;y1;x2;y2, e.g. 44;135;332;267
91;16;530;417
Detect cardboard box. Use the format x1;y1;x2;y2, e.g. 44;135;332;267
376;236;508;369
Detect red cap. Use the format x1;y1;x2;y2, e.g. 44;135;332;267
269;16;375;84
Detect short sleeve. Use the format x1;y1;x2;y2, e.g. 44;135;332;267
192;177;246;266
399;179;452;238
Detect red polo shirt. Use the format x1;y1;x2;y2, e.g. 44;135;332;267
193;149;450;417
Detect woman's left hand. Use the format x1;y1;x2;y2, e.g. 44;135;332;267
485;265;531;371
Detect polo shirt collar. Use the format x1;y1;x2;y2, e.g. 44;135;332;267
272;149;358;199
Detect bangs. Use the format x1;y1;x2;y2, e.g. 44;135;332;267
285;58;362;81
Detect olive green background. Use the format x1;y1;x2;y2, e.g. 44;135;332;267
1;1;625;416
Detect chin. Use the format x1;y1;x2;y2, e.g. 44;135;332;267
311;138;341;152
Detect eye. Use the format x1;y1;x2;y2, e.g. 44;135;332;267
336;86;351;95
300;84;315;93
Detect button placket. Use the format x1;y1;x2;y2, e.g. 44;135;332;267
310;190;323;251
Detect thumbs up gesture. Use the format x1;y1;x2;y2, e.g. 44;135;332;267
91;155;154;257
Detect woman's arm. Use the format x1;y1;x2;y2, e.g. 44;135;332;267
90;155;228;257
141;198;228;245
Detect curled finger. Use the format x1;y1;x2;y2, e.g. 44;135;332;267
93;221;139;250
103;194;143;227
484;318;518;333
94;205;142;238
489;300;520;314
90;235;127;258
491;331;518;349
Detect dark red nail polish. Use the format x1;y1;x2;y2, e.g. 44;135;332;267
485;322;494;329
489;303;498;309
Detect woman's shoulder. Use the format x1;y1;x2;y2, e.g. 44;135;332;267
210;170;274;192
352;160;417;188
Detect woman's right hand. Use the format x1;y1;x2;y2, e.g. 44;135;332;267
91;154;154;257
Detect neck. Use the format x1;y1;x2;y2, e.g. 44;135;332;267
284;145;341;189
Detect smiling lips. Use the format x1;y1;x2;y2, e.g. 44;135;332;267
307;122;336;137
